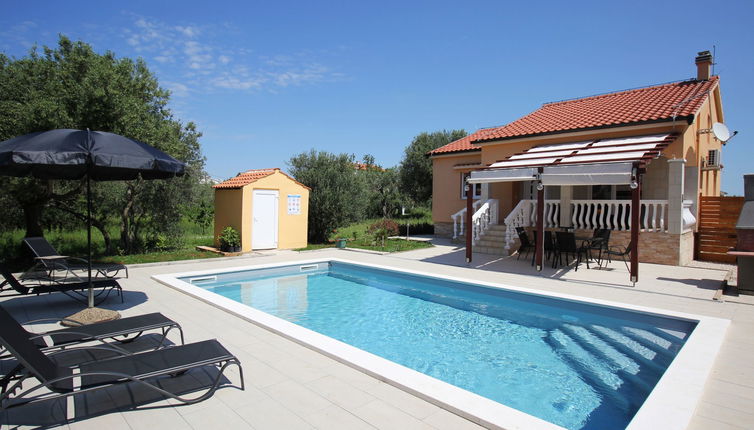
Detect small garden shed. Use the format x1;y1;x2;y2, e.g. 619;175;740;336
213;168;309;252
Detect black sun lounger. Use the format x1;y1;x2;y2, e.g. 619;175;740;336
0;304;184;359
0;263;121;305
22;237;128;281
0;308;244;410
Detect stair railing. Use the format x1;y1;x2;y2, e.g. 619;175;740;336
471;199;499;245
451;199;482;239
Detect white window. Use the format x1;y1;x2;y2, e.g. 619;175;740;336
287;194;301;215
460;173;482;199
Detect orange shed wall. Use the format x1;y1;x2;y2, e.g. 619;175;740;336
431;152;482;224
214;188;244;247
249;172;309;251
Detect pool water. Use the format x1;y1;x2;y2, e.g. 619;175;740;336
182;261;696;430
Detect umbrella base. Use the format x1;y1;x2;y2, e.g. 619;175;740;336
61;307;121;326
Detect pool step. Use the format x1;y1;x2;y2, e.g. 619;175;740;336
561;326;656;395
618;327;681;363
562;324;640;375
588;325;670;373
548;329;623;390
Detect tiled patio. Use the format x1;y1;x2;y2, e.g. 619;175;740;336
1;241;752;429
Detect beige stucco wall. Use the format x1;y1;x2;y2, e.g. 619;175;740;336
431;153;481;223
214;170;309;252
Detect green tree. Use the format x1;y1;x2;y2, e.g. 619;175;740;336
358;155;403;218
0;36;205;254
288;150;364;243
398;129;466;204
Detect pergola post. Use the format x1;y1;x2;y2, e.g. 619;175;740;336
536;167;545;271
630;163;641;284
465;183;473;263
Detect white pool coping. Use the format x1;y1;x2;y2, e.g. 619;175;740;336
152;257;730;430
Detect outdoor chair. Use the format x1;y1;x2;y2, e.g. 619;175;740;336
0;304;183;360
515;227;534;261
22;237;127;282
586;229;612;265
1;263;122;305
554;231;591;271
600;242;633;272
0;307;244;411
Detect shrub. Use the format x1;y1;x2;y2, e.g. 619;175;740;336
367;219;399;247
219;226;241;249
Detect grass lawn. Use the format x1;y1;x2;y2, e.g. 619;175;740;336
99;248;222;265
296;211;435;253
294;238;432;253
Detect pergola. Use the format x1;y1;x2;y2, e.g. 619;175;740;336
464;134;676;283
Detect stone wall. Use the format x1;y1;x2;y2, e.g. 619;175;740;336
578;229;690;266
434;222;454;238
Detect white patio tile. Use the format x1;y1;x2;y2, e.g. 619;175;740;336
305;375;376;410
351;399;433;430
422;408;487;430
234;397;313;429
262;380;333;417
304;404;376;430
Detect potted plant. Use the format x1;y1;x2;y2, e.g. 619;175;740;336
219;226;241;252
333;229;347;248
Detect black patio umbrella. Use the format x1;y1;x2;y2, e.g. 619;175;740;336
0;129;186;310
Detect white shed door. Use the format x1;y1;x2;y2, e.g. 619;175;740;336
252;190;278;249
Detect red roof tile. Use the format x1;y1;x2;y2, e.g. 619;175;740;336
474;77;718;143
213;168;278;189
429;77;718;156
427;130;486;155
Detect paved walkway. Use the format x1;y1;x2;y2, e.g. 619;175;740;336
1;243;752;429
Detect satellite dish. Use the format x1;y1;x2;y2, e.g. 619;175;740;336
712;122;731;142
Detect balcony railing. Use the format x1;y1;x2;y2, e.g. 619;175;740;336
503;199;670;250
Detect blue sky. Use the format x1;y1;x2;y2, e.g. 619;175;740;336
2;0;753;194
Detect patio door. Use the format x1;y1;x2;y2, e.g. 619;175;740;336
252;190;278;249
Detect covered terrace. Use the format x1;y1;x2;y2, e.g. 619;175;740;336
462;133;695;284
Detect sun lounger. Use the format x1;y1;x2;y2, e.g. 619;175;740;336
0;304;183;360
22;237;127;282
1;262;121;305
0;307;244;410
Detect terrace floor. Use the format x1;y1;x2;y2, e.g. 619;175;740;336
1;240;752;429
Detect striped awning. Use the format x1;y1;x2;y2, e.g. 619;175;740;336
468;133;674;185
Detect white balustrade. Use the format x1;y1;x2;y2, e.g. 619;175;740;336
681;200;697;232
501;198;670;250
503;199;531;250
569;200;668;232
471;199;499;245
451;199;483;239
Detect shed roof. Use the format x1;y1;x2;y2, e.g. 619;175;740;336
213;168;311;190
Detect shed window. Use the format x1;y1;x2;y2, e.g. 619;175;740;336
287;195;301;215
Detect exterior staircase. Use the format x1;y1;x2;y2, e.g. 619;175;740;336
471;224;509;255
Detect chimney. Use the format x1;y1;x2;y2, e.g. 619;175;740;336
695;50;713;81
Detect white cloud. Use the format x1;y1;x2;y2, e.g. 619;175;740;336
212;75;266;90
119;15;344;94
164;81;190;97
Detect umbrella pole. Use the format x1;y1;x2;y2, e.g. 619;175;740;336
87;174;93;308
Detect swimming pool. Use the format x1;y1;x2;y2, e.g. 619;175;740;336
155;258;728;430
